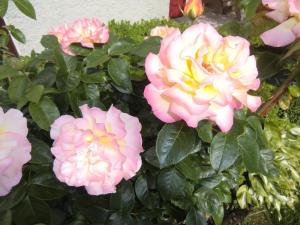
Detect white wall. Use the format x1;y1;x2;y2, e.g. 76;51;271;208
5;0;170;55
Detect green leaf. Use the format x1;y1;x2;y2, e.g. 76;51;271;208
6;25;26;43
8;76;28;103
256;51;281;80
157;168;193;201
0;210;12;225
282;40;300;60
56;71;80;91
134;175;153;208
0;185;27;212
13;0;36;19
110;181;135;212
210;132;239;172
186;208;207;225
34;65;57;87
108;58;132;93
29;137;52;164
69;44;91;56
0;65;21;80
245;0;261;19
108;40;134;55
86;48;110;67
29;97;60;131
25;84;44;103
12;196;51;225
130;36;161;57
80;72;106;84
106;213;135;225
29;174;66;200
0;0;8;17
40;35;60;49
196;120;213;143
156;122;198;168
142;147;160;168
237;127;262;173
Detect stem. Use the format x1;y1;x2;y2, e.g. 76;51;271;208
259;68;299;117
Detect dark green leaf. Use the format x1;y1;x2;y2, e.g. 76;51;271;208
110;181;135;212
130;36;161;57
256;51;281;80
108;58;132;93
6;25;26;43
29;97;60;131
86;48;110;67
80;72;106;84
157;168;193;200
156;122;198;168
197;120;213;143
0;210;12;225
40;35;60;49
142;147;160;168
0;0;8;17
135;175;150;206
237;127;262;173
0;185;27;212
8;76;28;103
25;84;44;103
34;65;57;87
13;0;36;19
210;132;239;172
56;71;80;91
106;213;135;225
69;44;91;56
29;137;52;164
186;208;207;225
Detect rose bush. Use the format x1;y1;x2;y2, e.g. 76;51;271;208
0;0;300;224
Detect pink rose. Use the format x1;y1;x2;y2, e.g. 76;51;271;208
144;23;261;132
50;18;109;55
0;107;31;196
50;105;143;195
150;26;179;39
261;0;300;47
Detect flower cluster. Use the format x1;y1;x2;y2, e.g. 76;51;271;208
261;0;300;47
0;107;31;196
50;18;109;55
50;105;143;195
144;23;261;132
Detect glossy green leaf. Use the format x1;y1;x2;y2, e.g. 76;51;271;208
142;147;160;168
186;208;207;225
156;122;198;168
196;120;213;143
80;72;106;84
25;84;44;103
106;213;135;225
29;97;60;131
0;65;20;80
0;0;8;17
108;58;132;93
110;181;135;212
210;132;239;172
6;25;26;43
13;0;36;19
56;71;80;91
157;168;193;200
86;48;110;67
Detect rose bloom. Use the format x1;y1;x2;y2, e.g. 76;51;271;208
50;18;109;55
144;23;261;132
50;105;143;195
183;0;204;19
0;107;31;196
261;0;300;47
150;26;179;39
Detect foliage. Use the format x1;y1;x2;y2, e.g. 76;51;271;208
108;19;189;43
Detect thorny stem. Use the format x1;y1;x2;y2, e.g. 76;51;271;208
259;67;299;117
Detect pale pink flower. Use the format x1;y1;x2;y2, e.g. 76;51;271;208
144;23;261;132
0;107;31;196
50;18;109;55
150;26;179;39
50;105;143;195
261;0;300;47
